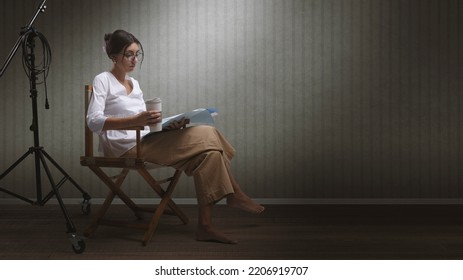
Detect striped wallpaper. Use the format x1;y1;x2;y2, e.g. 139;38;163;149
0;0;462;201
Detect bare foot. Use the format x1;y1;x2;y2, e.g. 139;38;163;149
196;225;238;244
227;192;265;214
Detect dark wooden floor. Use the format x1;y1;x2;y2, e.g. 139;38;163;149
1;203;463;259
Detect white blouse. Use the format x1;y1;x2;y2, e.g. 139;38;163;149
87;71;149;157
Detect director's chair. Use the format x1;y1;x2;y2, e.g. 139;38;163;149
80;85;188;246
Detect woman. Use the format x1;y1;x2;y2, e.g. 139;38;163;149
87;29;264;244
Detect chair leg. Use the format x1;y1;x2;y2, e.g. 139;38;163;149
84;190;116;237
142;194;171;245
138;168;189;224
165;170;189;224
89;167;144;219
84;165;188;245
84;167;143;238
140;168;180;245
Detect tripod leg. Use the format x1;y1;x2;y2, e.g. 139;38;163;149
37;151;75;229
40;149;91;198
39;149;91;214
36;151;86;253
0;149;35;204
0;149;33;180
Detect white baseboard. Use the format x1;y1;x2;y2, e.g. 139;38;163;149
2;198;463;205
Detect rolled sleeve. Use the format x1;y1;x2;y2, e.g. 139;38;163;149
86;76;109;134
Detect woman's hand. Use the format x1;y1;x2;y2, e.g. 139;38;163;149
134;110;162;126
163;117;190;131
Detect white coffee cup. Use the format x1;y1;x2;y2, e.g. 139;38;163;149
145;97;162;132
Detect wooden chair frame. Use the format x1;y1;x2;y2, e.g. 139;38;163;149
80;85;188;245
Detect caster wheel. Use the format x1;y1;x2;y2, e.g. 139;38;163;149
72;239;86;254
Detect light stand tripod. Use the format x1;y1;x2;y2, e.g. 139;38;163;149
0;0;90;254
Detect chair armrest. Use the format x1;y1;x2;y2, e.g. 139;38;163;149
120;126;145;130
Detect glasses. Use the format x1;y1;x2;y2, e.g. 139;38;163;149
122;51;143;61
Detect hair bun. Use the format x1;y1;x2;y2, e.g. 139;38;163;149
104;33;112;42
103;33;112;54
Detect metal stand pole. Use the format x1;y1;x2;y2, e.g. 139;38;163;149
0;0;91;254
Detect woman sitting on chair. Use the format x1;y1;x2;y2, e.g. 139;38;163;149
86;29;264;244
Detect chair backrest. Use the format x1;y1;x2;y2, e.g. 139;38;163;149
84;85;94;157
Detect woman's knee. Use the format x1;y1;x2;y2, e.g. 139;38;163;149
184;150;223;176
188;125;217;136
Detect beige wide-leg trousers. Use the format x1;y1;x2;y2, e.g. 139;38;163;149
123;125;236;206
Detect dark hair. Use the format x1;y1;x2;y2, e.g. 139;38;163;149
104;29;144;63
